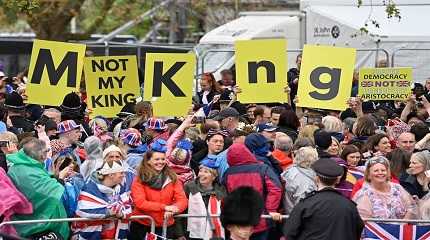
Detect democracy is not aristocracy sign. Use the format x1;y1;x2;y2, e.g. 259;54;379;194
358;67;412;100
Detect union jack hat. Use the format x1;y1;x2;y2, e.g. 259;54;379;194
144;118;167;131
120;128;142;147
57;120;81;134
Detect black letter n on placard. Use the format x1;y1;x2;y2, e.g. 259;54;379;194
152;61;186;97
30;48;78;87
248;61;276;84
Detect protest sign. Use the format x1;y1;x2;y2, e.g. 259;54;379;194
235;39;288;103
84;55;140;118
359;67;412;100
26;40;86;106
297;45;356;111
143;53;195;116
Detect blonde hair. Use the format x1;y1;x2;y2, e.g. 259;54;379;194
298;125;319;143
364;156;391;183
322;116;343;133
293;146;318;169
0;131;18;145
330;137;342;156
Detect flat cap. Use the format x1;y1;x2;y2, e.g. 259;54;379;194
213;107;240;121
312;158;343;179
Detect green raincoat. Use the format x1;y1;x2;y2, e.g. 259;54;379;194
7;150;69;239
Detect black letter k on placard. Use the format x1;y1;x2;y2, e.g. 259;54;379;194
152;61;186;97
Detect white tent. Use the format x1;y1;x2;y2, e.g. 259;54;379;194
303;1;430;82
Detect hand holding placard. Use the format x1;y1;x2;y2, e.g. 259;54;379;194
297;45;356;111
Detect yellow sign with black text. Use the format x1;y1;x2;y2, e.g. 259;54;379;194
26;40;86;106
84;55;140;118
297;45;356;111
359;67;412;100
235;39;288;103
143;53;195;117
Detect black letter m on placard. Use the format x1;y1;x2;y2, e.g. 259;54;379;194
248;61;276;84
152;61;186;97
30;48;78;87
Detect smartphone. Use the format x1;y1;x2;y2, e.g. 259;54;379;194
192;116;205;124
0;140;9;148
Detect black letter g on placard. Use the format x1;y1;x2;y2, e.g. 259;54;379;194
309;67;341;100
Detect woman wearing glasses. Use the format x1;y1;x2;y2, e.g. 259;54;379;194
352;156;417;219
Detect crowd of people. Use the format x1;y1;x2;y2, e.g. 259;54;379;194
1;54;430;240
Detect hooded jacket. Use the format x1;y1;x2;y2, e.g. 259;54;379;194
7;149;69;239
0;168;33;236
244;133;283;175
131;175;188;227
223;143;282;234
281;164;317;215
81;136;104;180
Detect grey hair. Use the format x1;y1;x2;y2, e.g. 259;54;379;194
274;136;293;152
293;146;318;169
43;108;61;114
23;138;47;162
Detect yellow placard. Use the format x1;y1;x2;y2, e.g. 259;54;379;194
26;40;86;106
359;67;412;100
297;45;356;111
84;55;140;118
235;39;288;103
143;53;195;117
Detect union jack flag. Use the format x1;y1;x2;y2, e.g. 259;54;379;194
363;222;430;240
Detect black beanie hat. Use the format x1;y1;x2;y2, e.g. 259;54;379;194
60;92;81;112
314;130;332;150
4;91;25;110
220;186;264;228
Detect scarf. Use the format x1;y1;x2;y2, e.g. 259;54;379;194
142;172;168;190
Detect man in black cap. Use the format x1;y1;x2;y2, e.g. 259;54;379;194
285;158;364;240
4;91;34;134
213;107;240;133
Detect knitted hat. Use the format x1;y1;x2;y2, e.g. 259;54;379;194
220;186;264;228
102;145;125;160
120;128;142;147
144;118;167;131
4;91;25;110
98;160;127;175
60;92;81;113
57;120;81;134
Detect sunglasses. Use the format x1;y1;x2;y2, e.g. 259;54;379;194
366;157;389;168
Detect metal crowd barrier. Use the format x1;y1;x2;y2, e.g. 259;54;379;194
161;214;289;239
362;218;430;224
0;215;155;238
158;215;430;239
